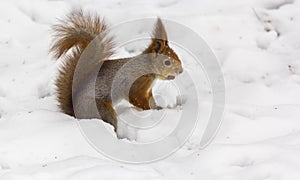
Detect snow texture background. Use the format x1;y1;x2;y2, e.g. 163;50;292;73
0;0;300;179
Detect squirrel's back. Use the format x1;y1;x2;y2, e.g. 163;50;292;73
50;10;114;116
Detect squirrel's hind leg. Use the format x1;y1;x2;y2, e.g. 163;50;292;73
96;100;118;132
97;100;137;140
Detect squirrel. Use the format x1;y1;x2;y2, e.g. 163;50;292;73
50;10;183;134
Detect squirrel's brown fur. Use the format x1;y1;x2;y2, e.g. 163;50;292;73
51;10;114;117
50;10;183;134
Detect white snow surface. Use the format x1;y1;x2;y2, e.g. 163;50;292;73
0;0;300;179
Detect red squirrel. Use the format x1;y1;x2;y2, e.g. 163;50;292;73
50;10;183;132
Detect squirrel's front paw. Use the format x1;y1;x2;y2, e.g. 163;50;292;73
156;106;163;110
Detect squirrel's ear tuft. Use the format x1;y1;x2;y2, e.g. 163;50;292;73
150;18;168;53
152;18;168;41
143;18;168;54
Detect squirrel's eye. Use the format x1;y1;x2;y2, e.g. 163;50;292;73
164;60;171;66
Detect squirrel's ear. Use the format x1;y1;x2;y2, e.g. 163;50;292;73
143;18;168;54
151;18;168;53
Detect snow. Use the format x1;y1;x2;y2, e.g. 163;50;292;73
0;0;300;179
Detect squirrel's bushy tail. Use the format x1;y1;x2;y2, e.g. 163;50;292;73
50;10;114;116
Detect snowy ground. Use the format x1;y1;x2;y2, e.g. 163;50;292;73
1;0;300;179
